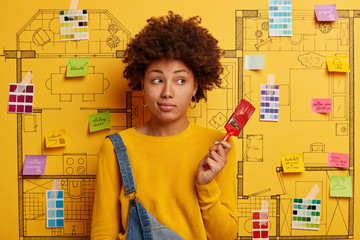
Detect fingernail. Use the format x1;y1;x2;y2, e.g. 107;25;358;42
214;141;219;144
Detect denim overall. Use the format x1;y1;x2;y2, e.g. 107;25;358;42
107;133;184;240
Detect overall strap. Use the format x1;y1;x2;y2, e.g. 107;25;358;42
106;133;136;195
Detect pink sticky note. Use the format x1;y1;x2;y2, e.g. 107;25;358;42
23;155;47;175
311;98;332;113
314;5;339;21
328;152;349;168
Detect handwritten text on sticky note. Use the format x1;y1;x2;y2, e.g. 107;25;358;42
326;56;350;72
281;153;305;173
66;58;89;77
314;5;339;21
88;111;111;132
328;152;349;168
45;129;68;148
245;54;265;70
330;176;352;197
311;98;332;113
23;155;47;175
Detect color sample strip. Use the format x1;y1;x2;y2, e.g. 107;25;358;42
292;198;321;230
59;9;89;41
260;84;279;121
8;83;34;113
46;190;65;228
252;211;269;240
269;0;292;36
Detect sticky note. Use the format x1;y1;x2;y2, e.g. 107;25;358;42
281;153;305;173
260;84;279;121
326;56;350;72
311;98;332;113
314;5;339;21
59;9;89;41
66;58;89;77
8;83;34;114
45;129;68;148
292;198;321;230
330;176;352;197
46;190;65;228
23;155;47;175
328;152;349;168
88;111;111;132
245;55;265;70
269;0;292;36
252;211;269;240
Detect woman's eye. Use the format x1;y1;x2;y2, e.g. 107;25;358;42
177;79;185;85
152;79;162;84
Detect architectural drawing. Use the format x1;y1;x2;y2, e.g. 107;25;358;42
235;9;354;239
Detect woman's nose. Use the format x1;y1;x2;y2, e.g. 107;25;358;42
161;82;174;98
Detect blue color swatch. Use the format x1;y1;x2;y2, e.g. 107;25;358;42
46;190;65;228
269;0;292;36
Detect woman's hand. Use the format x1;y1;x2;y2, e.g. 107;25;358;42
197;140;232;185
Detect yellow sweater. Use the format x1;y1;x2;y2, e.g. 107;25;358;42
91;122;238;240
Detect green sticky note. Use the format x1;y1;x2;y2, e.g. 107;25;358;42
66;58;89;77
88;111;111;132
330;176;352;197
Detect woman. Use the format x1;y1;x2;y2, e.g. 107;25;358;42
91;11;238;239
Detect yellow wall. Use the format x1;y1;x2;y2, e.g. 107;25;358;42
1;0;359;239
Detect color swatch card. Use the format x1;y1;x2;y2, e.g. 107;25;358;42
269;0;292;36
252;211;269;240
88;111;111;132
330;176;352;197
245;54;265;70
8;83;34;114
311;98;332;113
66;58;89;77
292;198;321;230
260;84;279;121
23;155;47;175
281;153;305;173
44;129;69;148
59;9;88;41
326;56;350;72
328;152;349;168
46;190;65;228
314;5;339;21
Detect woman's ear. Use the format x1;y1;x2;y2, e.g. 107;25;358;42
192;81;198;96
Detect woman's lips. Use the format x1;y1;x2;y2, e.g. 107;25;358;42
158;103;176;111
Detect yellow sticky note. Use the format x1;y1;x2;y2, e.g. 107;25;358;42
326;56;350;72
44;129;69;148
281;153;305;173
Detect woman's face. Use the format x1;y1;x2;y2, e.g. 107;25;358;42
143;59;198;124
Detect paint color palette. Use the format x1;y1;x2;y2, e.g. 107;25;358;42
252;211;269;240
59;9;89;41
260;84;279;121
46;190;65;228
269;0;292;36
292;198;321;230
8;83;34;113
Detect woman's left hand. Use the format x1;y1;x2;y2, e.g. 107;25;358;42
197;140;232;185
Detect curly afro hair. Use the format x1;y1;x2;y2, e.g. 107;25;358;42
123;11;224;102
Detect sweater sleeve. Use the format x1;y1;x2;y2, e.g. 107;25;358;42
91;138;123;240
196;138;238;240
